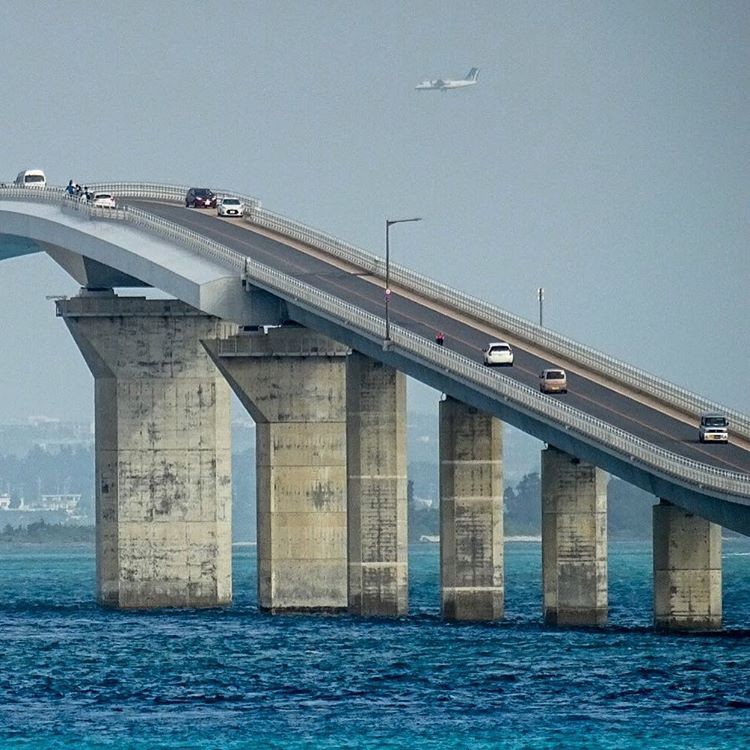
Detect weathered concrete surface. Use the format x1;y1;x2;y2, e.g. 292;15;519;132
439;397;503;621
541;446;607;626
347;353;408;617
204;327;349;612
57;293;234;609
653;499;722;630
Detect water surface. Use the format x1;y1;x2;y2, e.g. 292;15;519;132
1;540;748;748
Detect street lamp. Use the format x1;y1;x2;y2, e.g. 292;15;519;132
384;217;422;348
537;287;544;327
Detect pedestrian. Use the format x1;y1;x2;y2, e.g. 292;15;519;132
435;331;445;346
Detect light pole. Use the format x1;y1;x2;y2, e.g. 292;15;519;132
384;217;421;347
537;287;544;327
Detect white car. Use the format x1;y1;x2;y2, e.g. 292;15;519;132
217;197;244;217
483;341;514;366
91;192;116;208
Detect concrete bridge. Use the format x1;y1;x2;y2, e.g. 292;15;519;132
1;183;748;629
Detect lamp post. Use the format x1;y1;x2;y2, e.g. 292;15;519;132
384;217;422;347
537;287;544;327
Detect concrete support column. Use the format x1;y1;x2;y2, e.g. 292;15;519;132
439;397;503;621
347;353;408;617
57;294;234;609
541;446;607;626
653;499;722;630
204;327;349;613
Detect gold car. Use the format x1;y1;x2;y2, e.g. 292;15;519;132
539;368;567;394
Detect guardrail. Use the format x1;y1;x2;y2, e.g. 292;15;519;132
245;270;750;498
1;184;749;498
12;183;744;443
243;203;750;442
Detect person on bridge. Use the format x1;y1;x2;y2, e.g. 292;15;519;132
436;331;445;346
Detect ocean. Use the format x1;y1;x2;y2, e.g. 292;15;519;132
1;539;749;749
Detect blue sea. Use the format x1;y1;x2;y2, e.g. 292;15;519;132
1;540;749;749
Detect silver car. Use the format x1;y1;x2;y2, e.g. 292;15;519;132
539;368;567;394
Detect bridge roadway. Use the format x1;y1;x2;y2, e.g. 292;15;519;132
130;200;750;481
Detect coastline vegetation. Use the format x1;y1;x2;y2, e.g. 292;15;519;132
1;471;658;544
0;520;94;543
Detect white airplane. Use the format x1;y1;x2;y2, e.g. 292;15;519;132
415;67;479;91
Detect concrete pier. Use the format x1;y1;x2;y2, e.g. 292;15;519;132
653;500;722;630
204;327;349;613
439;397;503;621
57;294;234;609
541;446;607;626
346;353;408;617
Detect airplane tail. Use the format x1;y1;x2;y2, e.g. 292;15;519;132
465;67;479;81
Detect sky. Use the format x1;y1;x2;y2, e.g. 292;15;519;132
0;0;748;423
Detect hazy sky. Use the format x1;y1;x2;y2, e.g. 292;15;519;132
0;1;747;422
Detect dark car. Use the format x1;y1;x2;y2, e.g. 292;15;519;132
185;187;217;208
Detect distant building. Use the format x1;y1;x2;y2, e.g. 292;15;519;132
0;493;87;527
37;494;82;513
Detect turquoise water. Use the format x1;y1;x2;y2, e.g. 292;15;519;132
1;540;749;749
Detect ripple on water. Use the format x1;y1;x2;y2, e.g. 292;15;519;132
0;541;749;749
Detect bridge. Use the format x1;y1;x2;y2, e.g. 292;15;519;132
1;183;748;629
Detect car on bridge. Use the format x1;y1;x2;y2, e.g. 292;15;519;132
483;341;514;366
699;413;729;443
185;188;217;209
217;197;244;217
14;169;47;188
91;192;117;209
540;368;567;394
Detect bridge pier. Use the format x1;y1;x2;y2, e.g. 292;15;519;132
541;446;607;626
57;293;234;609
204;327;350;613
346;353;408;617
653;500;722;630
439;397;503;621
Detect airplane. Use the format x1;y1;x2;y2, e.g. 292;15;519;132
415;67;479;91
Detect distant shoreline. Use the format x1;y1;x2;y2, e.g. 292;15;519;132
7;527;742;546
418;535;543;544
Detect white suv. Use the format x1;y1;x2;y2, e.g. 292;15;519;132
698;413;729;443
483;341;514;366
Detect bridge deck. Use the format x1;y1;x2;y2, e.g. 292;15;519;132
130;200;750;479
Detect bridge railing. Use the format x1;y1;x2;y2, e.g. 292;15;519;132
4;183;746;439
242;204;750;442
3;186;744;499
4;185;750;496
83;182;263;210
235;253;750;498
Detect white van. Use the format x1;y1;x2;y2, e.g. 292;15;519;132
698;413;729;443
14;169;46;188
